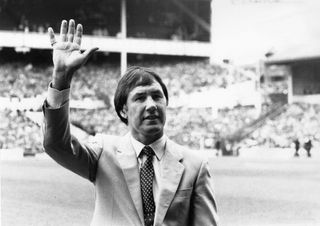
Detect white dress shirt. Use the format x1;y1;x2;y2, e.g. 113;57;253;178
46;83;70;108
130;134;167;206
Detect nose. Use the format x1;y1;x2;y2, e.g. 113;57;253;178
145;96;157;112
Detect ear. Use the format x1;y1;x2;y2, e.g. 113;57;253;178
120;105;128;119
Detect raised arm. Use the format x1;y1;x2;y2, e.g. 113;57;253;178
43;19;100;182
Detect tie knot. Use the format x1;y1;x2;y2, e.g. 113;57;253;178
141;146;155;158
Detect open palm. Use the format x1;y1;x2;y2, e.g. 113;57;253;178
53;41;84;71
48;19;98;76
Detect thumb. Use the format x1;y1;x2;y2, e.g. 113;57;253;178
81;47;99;65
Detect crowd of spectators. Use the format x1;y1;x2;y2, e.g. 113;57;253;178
0;59;256;152
1;59;320;154
165;106;257;149
68;106;257;150
0;63;51;99
0;109;42;152
70;108;127;136
0;60;253;100
242;102;320;149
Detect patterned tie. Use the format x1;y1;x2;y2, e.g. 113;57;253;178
140;146;155;226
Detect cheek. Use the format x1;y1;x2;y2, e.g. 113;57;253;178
159;105;167;121
129;106;143;120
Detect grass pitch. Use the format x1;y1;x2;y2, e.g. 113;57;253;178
2;153;320;226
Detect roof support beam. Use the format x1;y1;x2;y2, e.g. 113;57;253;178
171;0;210;33
209;0;214;64
120;0;127;76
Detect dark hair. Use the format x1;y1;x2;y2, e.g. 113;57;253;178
114;66;169;124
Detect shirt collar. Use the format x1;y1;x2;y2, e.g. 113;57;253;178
130;134;166;161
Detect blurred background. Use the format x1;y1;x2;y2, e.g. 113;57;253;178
1;0;320;225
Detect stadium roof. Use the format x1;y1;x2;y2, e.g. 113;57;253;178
265;44;320;65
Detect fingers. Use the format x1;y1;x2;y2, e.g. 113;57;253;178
48;27;56;47
81;47;99;65
73;24;83;46
67;19;75;42
59;19;82;45
60;20;68;42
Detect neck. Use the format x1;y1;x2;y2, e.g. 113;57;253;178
132;132;163;145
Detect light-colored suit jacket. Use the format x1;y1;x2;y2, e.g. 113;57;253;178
42;102;219;226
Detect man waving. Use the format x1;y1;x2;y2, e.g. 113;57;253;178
43;19;219;226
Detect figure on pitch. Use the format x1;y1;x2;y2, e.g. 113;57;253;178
42;19;219;226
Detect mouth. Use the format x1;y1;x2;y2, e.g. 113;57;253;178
144;115;159;120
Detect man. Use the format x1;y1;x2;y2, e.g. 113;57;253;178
293;138;300;157
303;138;312;158
43;19;219;226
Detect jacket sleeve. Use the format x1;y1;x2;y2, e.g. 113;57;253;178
42;101;102;182
189;160;219;226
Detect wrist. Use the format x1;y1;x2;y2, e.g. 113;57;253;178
52;69;71;90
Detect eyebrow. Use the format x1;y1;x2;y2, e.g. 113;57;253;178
132;89;163;97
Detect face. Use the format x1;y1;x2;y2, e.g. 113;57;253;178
122;81;167;144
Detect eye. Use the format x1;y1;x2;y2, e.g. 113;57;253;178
152;93;163;100
135;95;145;101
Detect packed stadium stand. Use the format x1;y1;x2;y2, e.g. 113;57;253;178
1;0;319;156
0;109;42;152
1;56;320;154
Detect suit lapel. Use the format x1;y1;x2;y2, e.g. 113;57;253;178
154;139;184;226
116;134;144;225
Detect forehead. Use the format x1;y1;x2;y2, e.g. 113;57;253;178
128;81;164;97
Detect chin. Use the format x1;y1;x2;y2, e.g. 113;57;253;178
144;125;163;135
